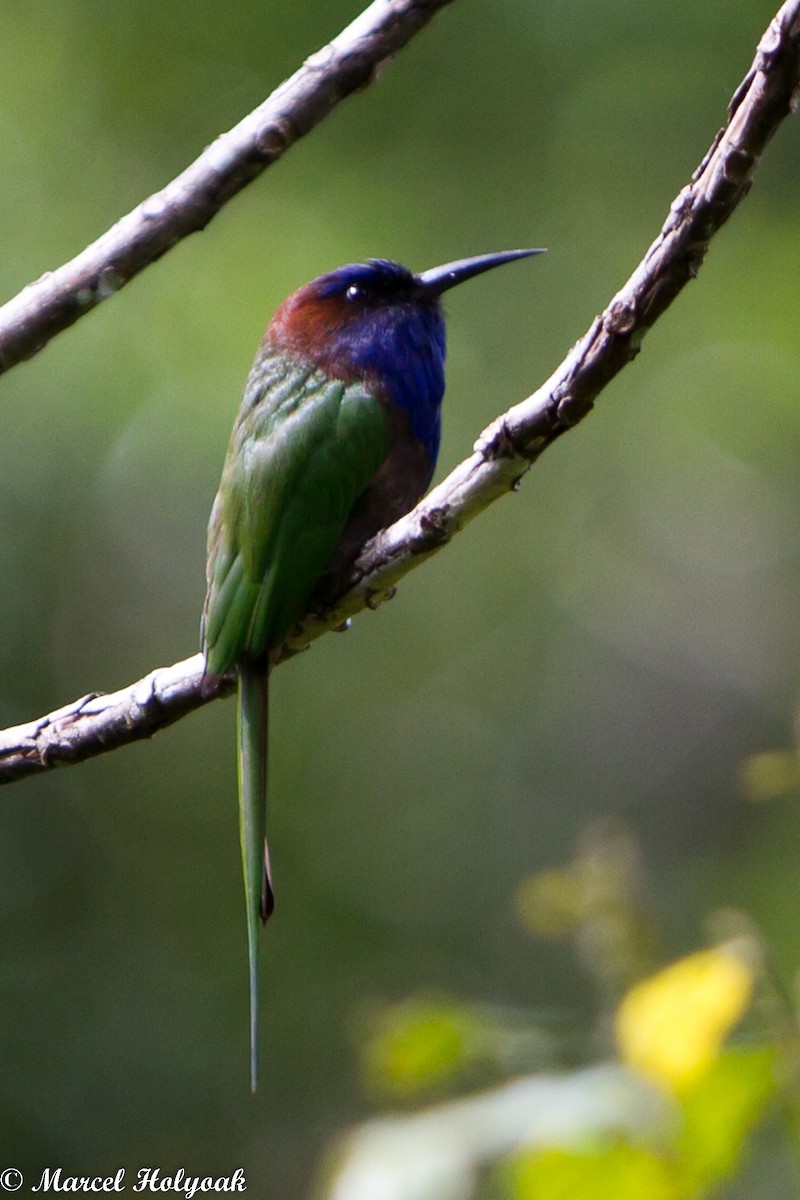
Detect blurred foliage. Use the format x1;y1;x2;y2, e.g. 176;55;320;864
516;824;657;1006
741;748;800;804
2;0;800;1196
360;997;503;1103
359;994;556;1104
323;833;788;1200
615;942;755;1089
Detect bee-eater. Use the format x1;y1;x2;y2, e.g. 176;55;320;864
202;248;543;1088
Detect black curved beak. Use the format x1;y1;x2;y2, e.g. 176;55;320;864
416;248;545;297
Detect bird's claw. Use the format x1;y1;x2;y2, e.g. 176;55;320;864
365;585;396;610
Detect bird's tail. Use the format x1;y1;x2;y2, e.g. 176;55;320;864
237;660;275;1093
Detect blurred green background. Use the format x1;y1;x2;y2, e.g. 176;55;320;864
1;0;800;1194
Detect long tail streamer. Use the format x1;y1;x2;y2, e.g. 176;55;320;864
237;661;272;1092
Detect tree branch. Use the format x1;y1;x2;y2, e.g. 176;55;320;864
0;656;234;783
2;0;799;785
0;0;454;377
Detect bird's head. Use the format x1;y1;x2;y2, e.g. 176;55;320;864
269;258;431;381
267;249;544;456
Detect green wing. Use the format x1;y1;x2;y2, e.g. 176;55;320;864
204;351;390;672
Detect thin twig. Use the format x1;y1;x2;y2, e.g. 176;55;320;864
2;0;799;784
0;0;454;376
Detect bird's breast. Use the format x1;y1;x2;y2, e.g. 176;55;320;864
322;400;434;584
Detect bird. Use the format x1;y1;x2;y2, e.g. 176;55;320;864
202;247;543;1089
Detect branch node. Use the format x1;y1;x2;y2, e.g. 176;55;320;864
554;386;594;427
418;505;451;546
666;183;695;226
725;146;756;185
603;298;637;337
759;12;786;62
474;418;518;462
97;267;125;300
256;119;296;160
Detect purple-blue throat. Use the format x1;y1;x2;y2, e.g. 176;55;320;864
325;271;446;462
269;252;546;465
271;258;447;462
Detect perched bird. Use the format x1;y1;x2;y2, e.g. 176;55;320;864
202;248;543;1088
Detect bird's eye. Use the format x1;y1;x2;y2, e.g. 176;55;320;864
345;285;365;302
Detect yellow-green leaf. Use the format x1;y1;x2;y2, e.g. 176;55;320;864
677;1047;777;1189
503;1144;678;1200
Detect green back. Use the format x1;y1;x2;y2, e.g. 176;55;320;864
204;350;390;672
